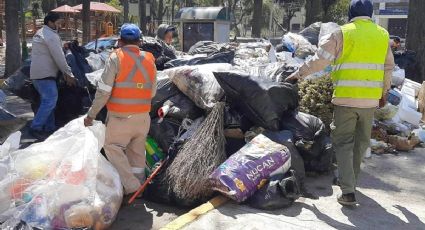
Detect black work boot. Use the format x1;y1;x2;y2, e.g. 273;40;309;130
337;193;357;206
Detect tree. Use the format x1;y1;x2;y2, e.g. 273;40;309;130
305;0;322;26
324;0;349;24
406;0;425;82
5;0;21;77
276;0;304;30
251;0;263;37
122;0;129;23
41;0;57;14
139;0;147;34
82;0;90;44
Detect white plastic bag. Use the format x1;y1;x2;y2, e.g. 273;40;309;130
318;22;340;46
85;68;104;87
0;131;21;159
165;63;232;110
392;66;405;87
0;118;122;230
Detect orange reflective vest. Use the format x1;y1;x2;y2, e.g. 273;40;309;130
107;47;156;113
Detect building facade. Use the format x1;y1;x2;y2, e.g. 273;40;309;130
373;0;409;38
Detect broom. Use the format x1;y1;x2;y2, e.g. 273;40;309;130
166;102;226;201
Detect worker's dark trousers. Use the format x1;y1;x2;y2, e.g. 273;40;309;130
331;106;375;194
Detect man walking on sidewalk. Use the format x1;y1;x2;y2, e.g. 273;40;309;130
30;12;76;139
84;24;157;196
286;0;394;206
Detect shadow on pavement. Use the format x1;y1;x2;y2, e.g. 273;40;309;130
304;191;425;230
358;170;401;193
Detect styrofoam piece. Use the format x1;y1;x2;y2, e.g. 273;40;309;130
401;85;416;97
398;102;422;126
403;79;422;96
402;94;418;110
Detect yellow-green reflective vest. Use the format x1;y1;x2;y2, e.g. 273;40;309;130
330;19;389;100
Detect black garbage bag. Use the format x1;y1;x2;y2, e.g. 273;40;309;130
145;120;205;207
141;36;164;58
148;118;181;153
150;77;181;118
280;112;333;172
299;22;321;46
188;41;221;55
247;170;300;210
164;50;235;69
160;93;204;121
304;136;333;172
214;71;298;131
3;59;31;93
263;130;306;183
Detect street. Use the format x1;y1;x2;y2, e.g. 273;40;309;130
3;92;425;230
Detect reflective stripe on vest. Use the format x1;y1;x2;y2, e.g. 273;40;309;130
330;19;389;100
107;47;156;113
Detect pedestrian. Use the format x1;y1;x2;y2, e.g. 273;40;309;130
84;24;157;197
30;12;76;140
390;36;401;53
156;24;177;59
285;0;395;206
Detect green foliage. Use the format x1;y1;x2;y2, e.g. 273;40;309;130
326;0;350;24
299;75;334;133
107;0;123;11
25;11;33;19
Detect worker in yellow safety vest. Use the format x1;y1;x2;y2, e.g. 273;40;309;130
84;24;157;197
286;0;395;206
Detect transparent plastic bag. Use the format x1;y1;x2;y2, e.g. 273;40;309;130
164;63;232;110
0;118;123;230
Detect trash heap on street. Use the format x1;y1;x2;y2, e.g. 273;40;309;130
0;119;122;230
0;21;424;229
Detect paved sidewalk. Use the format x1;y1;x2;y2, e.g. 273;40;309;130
184;150;425;230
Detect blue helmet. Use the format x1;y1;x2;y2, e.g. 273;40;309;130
120;23;141;40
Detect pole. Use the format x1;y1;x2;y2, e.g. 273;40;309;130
20;0;28;61
82;0;91;44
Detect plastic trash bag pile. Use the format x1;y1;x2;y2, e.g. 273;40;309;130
0;118;122;230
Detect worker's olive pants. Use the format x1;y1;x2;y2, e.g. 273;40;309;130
331;106;375;194
104;113;150;195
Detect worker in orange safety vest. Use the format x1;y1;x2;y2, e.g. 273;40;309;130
84;23;157;196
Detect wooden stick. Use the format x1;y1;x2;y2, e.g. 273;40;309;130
128;160;166;204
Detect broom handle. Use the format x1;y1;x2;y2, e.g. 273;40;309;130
128;160;166;204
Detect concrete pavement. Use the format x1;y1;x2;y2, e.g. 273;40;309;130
184;149;425;230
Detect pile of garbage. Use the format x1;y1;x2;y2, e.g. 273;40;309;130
371;78;425;153
0;118;123;229
1;20;424;227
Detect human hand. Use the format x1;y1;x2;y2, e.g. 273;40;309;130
84;116;94;127
64;74;77;87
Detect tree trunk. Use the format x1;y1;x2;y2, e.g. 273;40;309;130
122;0;129;23
406;0;425;82
305;0;322;26
158;0;165;24
0;13;3;40
5;0;21;77
171;0;176;23
251;0;262;38
139;0;147;34
82;0;90;44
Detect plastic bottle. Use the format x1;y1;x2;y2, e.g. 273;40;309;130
145;137;165;168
